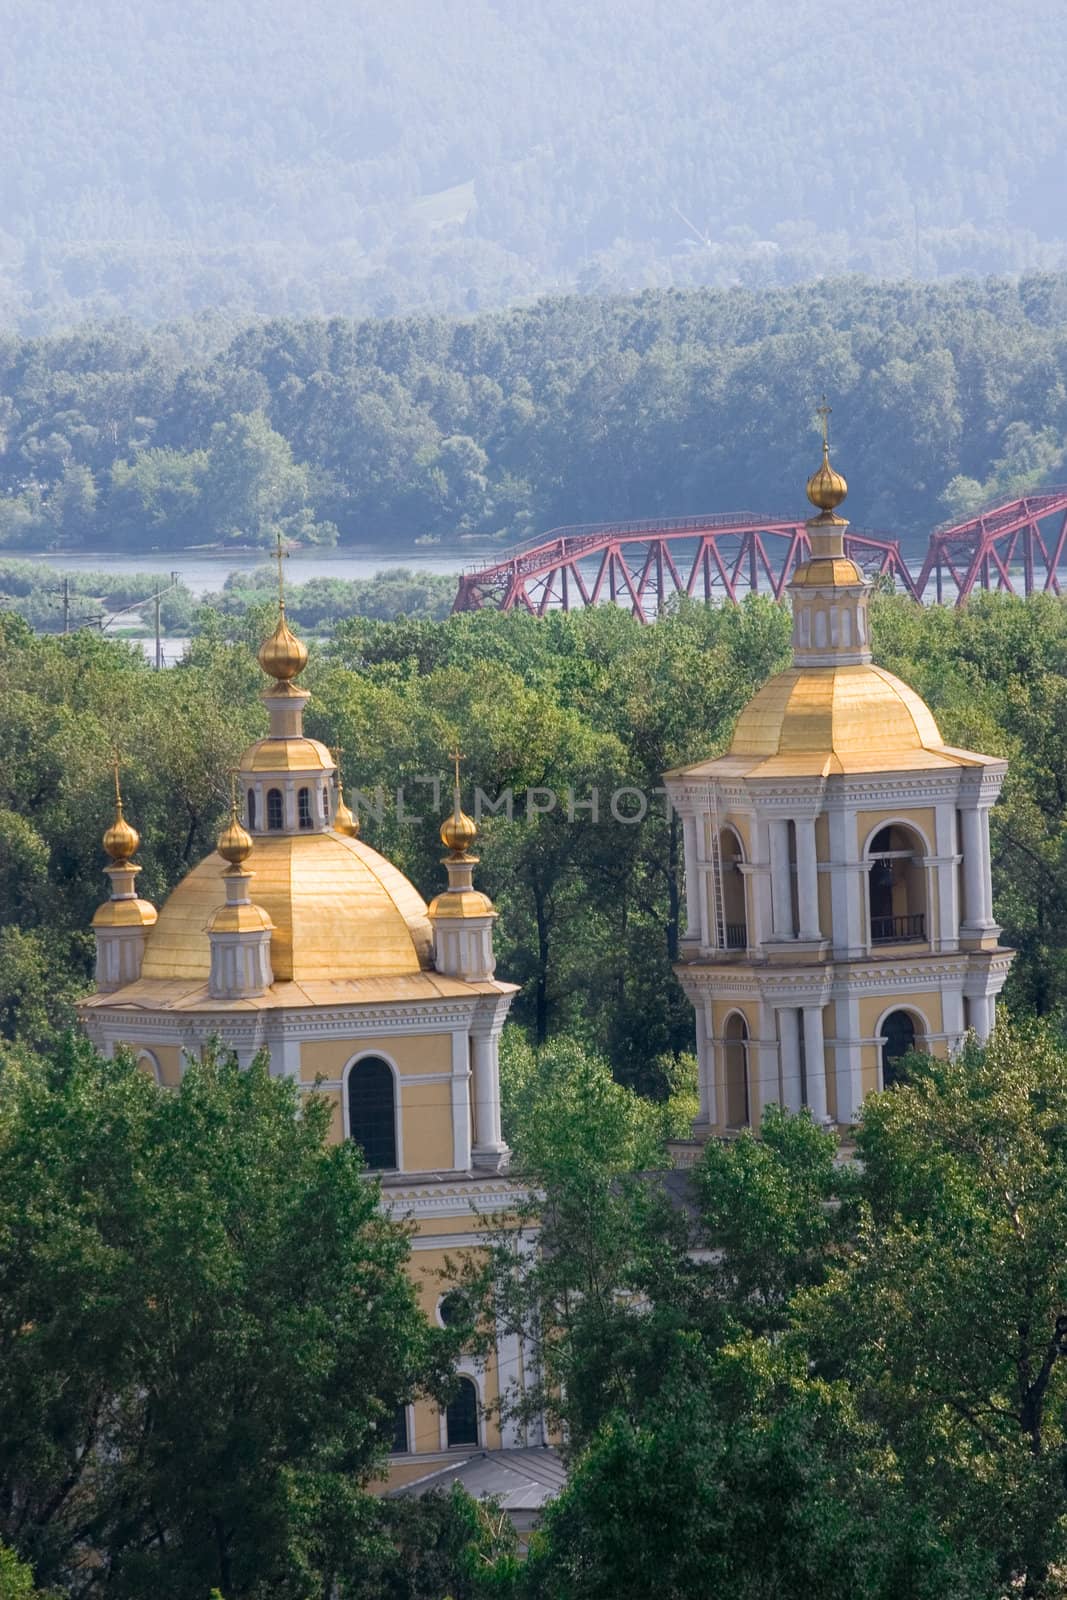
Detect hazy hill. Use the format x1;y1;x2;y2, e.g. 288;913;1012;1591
3;0;1067;329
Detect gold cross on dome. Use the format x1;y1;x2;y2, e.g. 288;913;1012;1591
449;747;464;792
816;395;832;450
273;531;289;608
111;749;123;808
229;768;240;818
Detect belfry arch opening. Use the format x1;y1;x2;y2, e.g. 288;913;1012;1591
723;1012;750;1128
867;824;927;945
879;1008;926;1089
718;826;747;949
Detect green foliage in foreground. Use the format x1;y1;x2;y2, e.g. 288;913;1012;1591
490;1021;1067;1599
0;1035;453;1600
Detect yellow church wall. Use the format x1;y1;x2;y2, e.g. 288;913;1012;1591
126;1042;183;1086
723;812;753;858
857;987;947;1097
855;805;936;854
300;1033;453;1083
403;1081;459;1171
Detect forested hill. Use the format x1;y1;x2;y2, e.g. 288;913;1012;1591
4;276;1067;552
3;0;1067;330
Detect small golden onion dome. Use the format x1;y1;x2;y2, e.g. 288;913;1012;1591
806;443;848;514
207;901;274;934
103;803;140;862
440;806;478;856
334;795;359;837
257;608;309;682
217;810;253;865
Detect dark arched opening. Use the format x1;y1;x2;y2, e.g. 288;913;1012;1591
868;825;927;944
266;788;284;830
347;1056;397;1170
246;789;257;830
297;786;312;829
719;827;747;949
446;1377;479;1448
881;1010;917;1088
724;1013;750;1128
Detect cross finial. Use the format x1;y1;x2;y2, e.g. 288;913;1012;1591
229;768;240;819
449;747;463;791
816;395;832;452
273;531;289;611
111;749;124;811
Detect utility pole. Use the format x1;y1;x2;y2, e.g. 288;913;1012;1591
62;576;70;635
154;586;163;670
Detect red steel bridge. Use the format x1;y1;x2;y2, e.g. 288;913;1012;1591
452;489;1067;621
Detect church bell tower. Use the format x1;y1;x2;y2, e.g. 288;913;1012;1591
664;407;1013;1132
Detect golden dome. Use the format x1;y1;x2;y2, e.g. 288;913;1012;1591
207;901;273;934
334;795;359;837
238;737;333;773
714;663;990;776
140;832;433;983
790;557;864;589
257;609;309;682
427;887;495;919
92;897;157;929
440;807;478;856
103;803;140;862
806;443;848;514
217;811;253;865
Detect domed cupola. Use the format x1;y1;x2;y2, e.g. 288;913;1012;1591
237;539;337;837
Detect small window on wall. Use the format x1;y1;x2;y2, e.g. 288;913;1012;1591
347;1056;398;1170
390;1403;409;1454
246;789;257;829
321;784;329;817
297;786;312;828
446;1377;479;1448
267;788;284;830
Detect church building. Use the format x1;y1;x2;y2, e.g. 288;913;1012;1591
78;590;538;1487
665;424;1013;1133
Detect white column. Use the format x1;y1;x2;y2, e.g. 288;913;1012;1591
694;1019;713;1127
752;1002;782;1123
970;991;995;1042
960;806;993;931
769;820;793;938
779;1007;802;1113
794;817;821;940
681;814;700;941
696;818;711;947
977;808;996;925
450;1031;472;1171
471;1031;506;1165
802;1005;830;1123
833;994;863;1126
828;806;864;957
751;819;774;950
934;804;961;951
942;988;966;1052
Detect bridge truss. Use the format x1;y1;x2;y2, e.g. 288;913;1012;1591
452;491;1067;620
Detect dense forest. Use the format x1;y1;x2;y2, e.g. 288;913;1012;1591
3;275;1067;553
3;0;1067;328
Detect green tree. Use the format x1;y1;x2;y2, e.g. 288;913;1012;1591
0;1035;449;1600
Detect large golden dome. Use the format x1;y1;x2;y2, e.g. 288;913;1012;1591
722;663;985;776
140;832;433;983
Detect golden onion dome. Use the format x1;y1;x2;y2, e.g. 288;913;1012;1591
806;442;848;514
104;802;140;862
217;809;253;865
440;806;478;856
334;795;359;837
257;607;309;682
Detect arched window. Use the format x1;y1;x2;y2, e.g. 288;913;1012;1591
246;789;257;830
724;1013;750;1128
267;788;284;830
881;1010;919;1088
718;827;747;949
390;1404;409;1454
867;825;927;944
446;1377;479;1448
297;786;312;829
346;1056;397;1170
321;784;329;818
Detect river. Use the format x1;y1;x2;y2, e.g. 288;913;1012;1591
15;545;473;598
